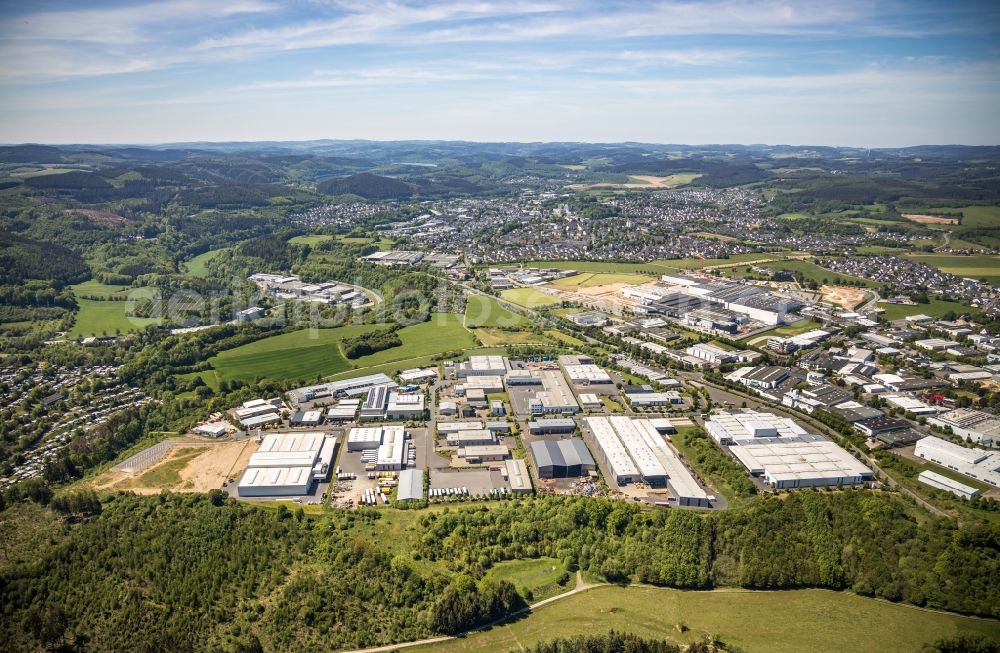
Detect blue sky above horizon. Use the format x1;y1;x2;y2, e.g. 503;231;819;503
1;0;998;146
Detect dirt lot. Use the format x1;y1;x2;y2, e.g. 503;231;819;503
820;284;867;310
902;213;959;225
92;440;257;494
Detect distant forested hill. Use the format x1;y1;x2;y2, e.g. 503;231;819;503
318;172;416;199
0;233;88;285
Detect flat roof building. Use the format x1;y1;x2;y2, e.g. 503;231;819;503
917;470;980;499
456;355;509;378
238;466;312;497
386;392;425;420
528;370;581;414
504;458;533;494
347;426;384;451
578;393;603;410
528;418;577;435
583;416;639;485
706;410;873;489
445;429;497;447
914;436;1000;488
562;364;614;385
457;444;509;462
360;385;390;420
928;408;1000;446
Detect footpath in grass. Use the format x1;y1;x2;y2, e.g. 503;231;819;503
413;586;1000;653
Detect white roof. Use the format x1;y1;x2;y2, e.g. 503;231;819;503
584;416;639;481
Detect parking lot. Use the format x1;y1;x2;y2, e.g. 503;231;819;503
429;468;508;496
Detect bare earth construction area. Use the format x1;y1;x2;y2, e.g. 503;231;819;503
92;440;255;494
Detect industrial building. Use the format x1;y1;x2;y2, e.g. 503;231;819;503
396;468;424;501
456;355;510;378
437;421;484;434
375;427;407;471
528;418;577;435
504;458;533;494
360;386;391;420
685;343;736;365
457;444;509;463
233;398;282;427
578;393;603;410
560;361;614;385
446;429;497;447
237;432;337;497
528;370;581;414
917;470;980;500
385;392;425;420
506;369;543;386
398;367;438;383
531;439;596;478
290;410;323;427
568;311;608;327
705;411;873;489
928;408;1000;446
583;416;708;504
326;400;359;422
290;373;397;404
459;375;506;394
583;416;638;485
625;391;683;407
914;436;1000;488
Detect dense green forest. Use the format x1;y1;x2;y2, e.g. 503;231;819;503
518;631;731;653
0;233;89;285
317;172;416;199
342;326;402;359
1;490;998;652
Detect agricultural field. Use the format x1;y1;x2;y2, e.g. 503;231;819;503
906;254;1000;285
343;314;476;369
66;298;161;338
500;286;561;308
465;295;529;327
413;586;1000;653
928;205;1000;229
182;248;226;277
205;323;381;385
549;272;654;288
877;298;976;322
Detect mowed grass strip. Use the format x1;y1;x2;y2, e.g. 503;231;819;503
70;280;131;299
413;586;1000;653
465;295;529;327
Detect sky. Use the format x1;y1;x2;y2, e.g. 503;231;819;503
1;0;999;146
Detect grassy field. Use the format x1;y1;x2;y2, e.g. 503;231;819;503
413;586;1000;653
484;558;569;602
748;318;824;341
182;248;226;278
207;315;475;385
465;295;529;327
207;323;380;384
70;280;131;299
927;205;1000;229
473;328;546;346
545;330;585;346
906;254;1000;285
877;298;975;321
727;258;877;287
500;287;561;308
288;234;334;246
67;298;161;338
549;272;653;288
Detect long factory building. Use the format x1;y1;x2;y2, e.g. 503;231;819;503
705;410;873;489
583;416;709;506
238;432;337;497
